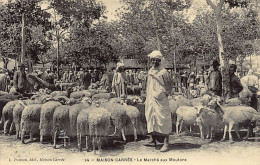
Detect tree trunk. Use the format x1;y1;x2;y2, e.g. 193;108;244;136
207;0;229;99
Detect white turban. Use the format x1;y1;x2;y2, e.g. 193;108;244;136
148;50;163;59
116;62;124;68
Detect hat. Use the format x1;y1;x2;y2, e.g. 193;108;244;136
18;63;25;68
212;60;220;66
80;68;83;71
116;62;124;68
148;50;163;59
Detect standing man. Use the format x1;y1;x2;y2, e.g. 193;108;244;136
145;50;173;152
207;60;222;96
13;63;27;94
240;69;258;109
229;64;243;98
112;62;127;97
83;69;92;90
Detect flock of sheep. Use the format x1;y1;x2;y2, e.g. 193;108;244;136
0;85;260;154
0;87;147;154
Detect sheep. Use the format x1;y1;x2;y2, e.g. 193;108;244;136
77;106;113;153
100;102;128;141
92;93;112;101
87;107;112;154
70;90;92;99
122;104;146;141
53;105;71;149
13;100;41;139
69;103;91;139
77;107;94;151
20;104;42;144
39;101;62;143
208;97;260;143
195;106;224;141
190;94;212;107
225;97;250;106
0;98;12;129
50;87;73;98
176;105;203;135
2;100;19;134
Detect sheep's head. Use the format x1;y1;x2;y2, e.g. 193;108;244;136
194;106;205;117
41;96;54;103
81;97;92;105
202;94;212;106
208;96;223;109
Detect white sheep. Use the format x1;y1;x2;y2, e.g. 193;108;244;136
20;104;43;144
2;100;19;134
176;105;203;135
208;97;260;143
13;100;41;139
53;105;71;149
100;102;128;141
195;106;224;141
39;101;62;143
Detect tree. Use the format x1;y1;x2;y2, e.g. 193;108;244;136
0;0;52;70
206;0;257;98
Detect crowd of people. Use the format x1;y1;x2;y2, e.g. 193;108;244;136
0;50;260;153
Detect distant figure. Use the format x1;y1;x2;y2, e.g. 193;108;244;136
77;68;85;86
0;70;8;91
112;62;127;97
83;70;92;90
100;70;113;92
13;63;28;94
240;69;258;110
229;64;243;98
207;60;222;96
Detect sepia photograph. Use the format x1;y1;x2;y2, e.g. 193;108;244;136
0;0;260;165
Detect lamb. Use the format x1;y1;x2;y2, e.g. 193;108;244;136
69;103;91;139
13;100;41;139
195;106;224;141
20;104;42;144
53;105;71;149
100;102;128;141
2;100;19;134
176;105;202;135
208;97;260;143
39;101;62;143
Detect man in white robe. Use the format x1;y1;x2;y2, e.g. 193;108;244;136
112;62;127;98
145;50;173;152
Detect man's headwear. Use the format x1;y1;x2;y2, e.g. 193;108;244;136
116;62;124;68
18;63;25;68
148;50;163;59
213;60;220;66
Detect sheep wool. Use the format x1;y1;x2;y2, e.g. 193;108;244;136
20;104;43;141
2;100;19;133
92;93;111;101
69;103;90;137
40;101;62;138
88;107;112;137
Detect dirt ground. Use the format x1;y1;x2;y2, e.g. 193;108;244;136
0;130;260;165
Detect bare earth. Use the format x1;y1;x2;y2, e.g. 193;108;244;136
0;131;260;165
